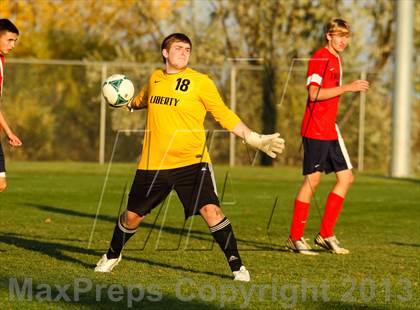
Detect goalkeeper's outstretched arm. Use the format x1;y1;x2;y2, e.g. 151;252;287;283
124;85;148;111
231;122;285;159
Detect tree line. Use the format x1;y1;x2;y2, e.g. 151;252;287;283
0;0;418;174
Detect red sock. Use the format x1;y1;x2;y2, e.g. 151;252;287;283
320;192;345;238
290;199;310;240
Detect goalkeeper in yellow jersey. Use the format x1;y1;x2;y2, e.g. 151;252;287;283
95;33;285;281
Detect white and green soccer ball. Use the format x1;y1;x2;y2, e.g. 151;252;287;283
102;74;135;108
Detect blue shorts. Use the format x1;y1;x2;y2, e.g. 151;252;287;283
302;137;352;175
0;142;5;174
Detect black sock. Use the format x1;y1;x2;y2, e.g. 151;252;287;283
106;216;137;259
210;217;243;272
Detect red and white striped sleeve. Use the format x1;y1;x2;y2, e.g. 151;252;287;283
306;50;329;89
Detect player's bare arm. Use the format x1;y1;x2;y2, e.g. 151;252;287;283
0;110;22;146
127;86;148;110
308;80;369;101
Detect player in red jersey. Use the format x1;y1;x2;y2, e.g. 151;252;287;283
0;19;22;192
285;19;369;255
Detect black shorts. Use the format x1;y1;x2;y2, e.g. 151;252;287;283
127;163;220;219
302;136;353;175
0;142;5;174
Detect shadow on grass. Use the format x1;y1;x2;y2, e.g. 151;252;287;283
1;275;394;310
0;232;230;280
25;202;286;251
305;300;389;309
390;241;420;248
0;276;222;309
0;232;100;268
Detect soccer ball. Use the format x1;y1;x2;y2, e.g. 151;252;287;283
102;74;135;108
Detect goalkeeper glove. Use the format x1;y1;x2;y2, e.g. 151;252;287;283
245;131;285;158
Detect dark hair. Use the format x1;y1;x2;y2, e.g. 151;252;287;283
160;33;192;63
0;19;19;35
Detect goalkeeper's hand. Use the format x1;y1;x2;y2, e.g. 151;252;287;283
121;98;134;112
245;131;285;158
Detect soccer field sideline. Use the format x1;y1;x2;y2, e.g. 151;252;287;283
0;162;419;309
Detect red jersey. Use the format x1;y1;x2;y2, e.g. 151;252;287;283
301;47;342;140
0;54;4;97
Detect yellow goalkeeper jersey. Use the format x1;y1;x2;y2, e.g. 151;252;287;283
131;67;241;170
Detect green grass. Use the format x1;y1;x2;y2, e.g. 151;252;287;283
0;162;419;309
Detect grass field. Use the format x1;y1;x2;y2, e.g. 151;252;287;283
0;162;418;309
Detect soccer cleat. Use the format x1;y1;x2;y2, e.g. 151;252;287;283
94;254;122;272
233;266;250;282
285;237;319;255
314;234;349;254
